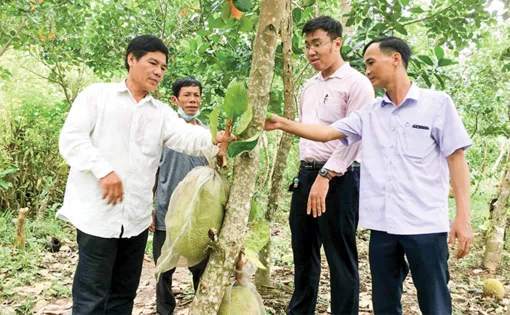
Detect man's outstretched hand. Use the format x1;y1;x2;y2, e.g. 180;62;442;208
264;113;282;131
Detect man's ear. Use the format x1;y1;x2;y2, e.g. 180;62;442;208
392;52;403;67
127;53;136;68
170;95;179;106
335;37;343;51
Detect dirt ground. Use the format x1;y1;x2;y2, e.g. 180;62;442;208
2;228;509;315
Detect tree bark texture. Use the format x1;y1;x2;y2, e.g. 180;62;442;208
255;0;295;287
14;207;29;250
483;141;510;271
188;0;285;312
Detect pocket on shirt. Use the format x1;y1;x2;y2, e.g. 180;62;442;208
135;128;161;157
403;124;434;158
318;94;347;124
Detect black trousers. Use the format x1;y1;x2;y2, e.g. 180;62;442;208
369;230;451;315
153;230;208;315
288;167;360;315
72;228;148;315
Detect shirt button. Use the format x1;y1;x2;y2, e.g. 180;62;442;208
392;128;395;132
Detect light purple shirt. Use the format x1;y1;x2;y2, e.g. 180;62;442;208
299;62;374;174
332;83;471;235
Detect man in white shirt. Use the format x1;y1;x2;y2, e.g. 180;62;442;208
58;35;231;314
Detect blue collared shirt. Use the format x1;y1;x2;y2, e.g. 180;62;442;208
332;83;471;235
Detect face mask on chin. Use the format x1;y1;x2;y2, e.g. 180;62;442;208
177;106;201;122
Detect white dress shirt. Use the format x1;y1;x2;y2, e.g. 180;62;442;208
57;81;218;238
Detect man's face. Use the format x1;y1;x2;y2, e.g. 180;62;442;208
127;51;167;93
304;29;341;73
173;86;201;115
363;43;397;89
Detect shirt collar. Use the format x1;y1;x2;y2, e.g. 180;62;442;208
318;62;351;81
117;80;156;107
381;82;420;107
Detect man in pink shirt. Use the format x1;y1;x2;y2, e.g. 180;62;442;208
287;16;374;315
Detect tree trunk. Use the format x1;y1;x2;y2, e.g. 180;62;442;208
14;207;30;250
491;139;508;173
483;140;510;272
188;0;285;312
254;0;294;288
339;0;353;36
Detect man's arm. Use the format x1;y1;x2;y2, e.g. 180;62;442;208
265;113;344;141
59;85;122;205
446;148;473;259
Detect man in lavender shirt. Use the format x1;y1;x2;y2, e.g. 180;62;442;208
286;16;374;315
266;37;474;315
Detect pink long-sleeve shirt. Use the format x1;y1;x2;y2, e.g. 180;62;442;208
299;62;375;174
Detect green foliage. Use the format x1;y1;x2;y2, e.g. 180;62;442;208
223;79;249;121
0;100;67;211
233;0;254;12
227;131;261;158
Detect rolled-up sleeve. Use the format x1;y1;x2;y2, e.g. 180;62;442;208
433;94;472;157
161;107;219;161
59;85;114;179
324;76;374;174
332;109;364;147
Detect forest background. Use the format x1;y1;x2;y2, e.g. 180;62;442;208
0;0;509;314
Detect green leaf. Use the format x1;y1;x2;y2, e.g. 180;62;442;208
362;18;372;29
421;73;432;87
434;45;445;60
302;0;316;7
227;131;261;158
346;16;355;27
210;18;226;29
223;79;248;120
233;0;253;12
268;90;283;116
239;15;255;32
244;248;267;270
502;63;510;72
292;8;302;24
417;55;434;66
410;6;424;13
438;58;454;67
233;102;252;135
221;1;231;22
400;0;410;6
248;200;264;223
209;107;219;142
433;73;445;89
393;23;408;35
244;219;270;253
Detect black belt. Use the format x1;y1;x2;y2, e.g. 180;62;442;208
300;161;360;171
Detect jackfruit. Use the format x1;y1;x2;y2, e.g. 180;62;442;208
156;167;229;279
483;278;505;300
218;280;265;315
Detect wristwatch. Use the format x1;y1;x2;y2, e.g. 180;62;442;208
319;168;333;180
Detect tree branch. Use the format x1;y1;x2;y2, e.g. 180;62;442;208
402;3;455;26
0;18;26;59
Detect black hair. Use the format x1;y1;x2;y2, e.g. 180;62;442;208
363;36;411;69
302;16;343;40
172;78;202;97
125;35;169;71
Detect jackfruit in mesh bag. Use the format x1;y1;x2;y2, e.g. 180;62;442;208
155;166;229;279
218;277;266;315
